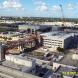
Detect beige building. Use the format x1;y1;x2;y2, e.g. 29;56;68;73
0;32;23;42
41;32;73;51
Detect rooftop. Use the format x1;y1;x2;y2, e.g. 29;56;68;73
0;32;22;37
41;31;73;40
6;54;34;62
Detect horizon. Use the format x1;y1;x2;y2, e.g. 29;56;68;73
1;16;78;19
0;0;78;18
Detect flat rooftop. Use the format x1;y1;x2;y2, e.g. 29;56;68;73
6;54;34;62
0;32;22;37
41;31;73;40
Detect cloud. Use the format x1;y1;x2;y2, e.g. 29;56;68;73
36;3;48;12
33;0;48;12
51;5;61;11
0;0;24;11
0;4;2;9
76;3;78;9
67;3;73;10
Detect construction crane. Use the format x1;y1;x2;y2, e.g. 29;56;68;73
59;4;65;27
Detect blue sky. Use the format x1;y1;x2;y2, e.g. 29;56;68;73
0;0;78;18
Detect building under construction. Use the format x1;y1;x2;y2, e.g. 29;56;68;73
5;33;43;54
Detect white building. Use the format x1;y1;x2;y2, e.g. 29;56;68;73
5;55;36;68
41;31;73;51
19;24;40;31
40;22;74;27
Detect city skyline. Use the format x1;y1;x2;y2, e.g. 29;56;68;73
0;0;78;18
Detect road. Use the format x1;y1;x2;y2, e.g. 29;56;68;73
0;71;14;78
0;65;41;78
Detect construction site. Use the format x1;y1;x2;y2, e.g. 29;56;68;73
0;31;43;55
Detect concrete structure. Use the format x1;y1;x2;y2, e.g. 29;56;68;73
40;22;75;27
52;25;61;31
0;20;25;24
0;32;22;41
5;55;36;68
0;20;15;24
0;23;18;31
41;31;73;51
5;54;51;68
18;24;52;33
0;43;5;61
19;24;40;31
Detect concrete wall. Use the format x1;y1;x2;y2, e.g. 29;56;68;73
64;36;73;49
5;55;35;68
19;25;40;30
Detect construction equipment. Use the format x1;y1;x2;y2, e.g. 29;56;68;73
59;4;65;27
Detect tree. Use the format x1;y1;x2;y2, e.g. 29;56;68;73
27;28;31;33
57;47;64;53
3;37;7;41
8;38;12;40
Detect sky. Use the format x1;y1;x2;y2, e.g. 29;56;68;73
0;0;78;18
